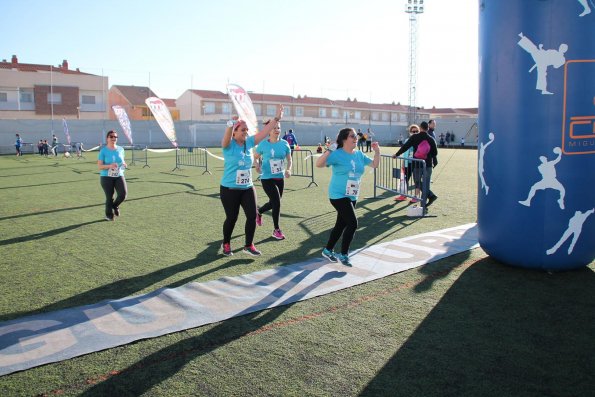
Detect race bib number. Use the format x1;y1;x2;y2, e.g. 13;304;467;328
269;159;284;174
108;167;120;177
236;169;252;185
346;180;360;196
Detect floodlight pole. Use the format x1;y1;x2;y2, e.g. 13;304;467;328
405;0;424;127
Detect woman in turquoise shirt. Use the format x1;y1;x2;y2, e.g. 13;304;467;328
97;130;127;221
220;105;284;257
316;128;380;266
254;119;292;240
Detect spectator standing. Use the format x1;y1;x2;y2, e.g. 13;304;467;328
461;137;465;147
37;140;43;155
428;119;437;139
365;128;374;152
15;134;23;156
52;134;59;156
282;128;299;152
394;121;439;211
394;124;420;201
356;129;365;151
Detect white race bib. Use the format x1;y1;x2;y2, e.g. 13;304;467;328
108;167;120;177
269;159;284;174
346;179;360;196
235;169;252;185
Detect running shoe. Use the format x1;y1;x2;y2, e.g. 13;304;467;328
243;244;262;256
256;212;263;227
410;198;420;204
221;243;233;256
105;216;114;221
427;195;438;207
337;253;352;267
113;207;120;217
394;195;407;201
272;229;286;240
322;248;338;263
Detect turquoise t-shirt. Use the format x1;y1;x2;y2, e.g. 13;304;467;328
98;146;126;177
221;136;256;189
255;139;291;180
326;148;372;200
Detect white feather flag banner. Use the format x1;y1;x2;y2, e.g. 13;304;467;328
145;97;178;147
62;118;71;145
112;105;134;145
226;83;258;136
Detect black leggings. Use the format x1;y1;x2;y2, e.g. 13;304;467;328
100;176;127;217
259;178;285;229
326;198;358;255
220;186;257;246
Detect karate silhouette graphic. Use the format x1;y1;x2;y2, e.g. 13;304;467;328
519;147;566;209
478;132;495;195
517;32;568;95
578;0;592;17
547;208;594;255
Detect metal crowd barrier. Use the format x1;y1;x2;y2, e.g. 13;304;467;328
130;145;149;168
172;146;211;174
373;154;428;212
290;149;318;187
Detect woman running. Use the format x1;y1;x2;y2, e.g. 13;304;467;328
254;118;292;240
220;105;284;256
97;130;127;221
316;128;380;266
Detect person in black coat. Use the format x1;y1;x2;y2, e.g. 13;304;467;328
393;121;439;209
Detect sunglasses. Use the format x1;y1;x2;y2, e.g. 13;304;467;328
109;135;118;138
348;134;358;139
410;130;419;133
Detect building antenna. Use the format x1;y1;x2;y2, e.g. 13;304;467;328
405;0;424;127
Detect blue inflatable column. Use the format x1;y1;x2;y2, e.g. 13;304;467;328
478;0;595;270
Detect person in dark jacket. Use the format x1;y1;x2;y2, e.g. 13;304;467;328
393;121;438;209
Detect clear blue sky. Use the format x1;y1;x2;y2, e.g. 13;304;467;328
1;0;479;108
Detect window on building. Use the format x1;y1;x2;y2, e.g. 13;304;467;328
47;93;62;104
20;92;33;103
284;107;291;116
142;107;152;117
222;103;231;115
391;113;398;122
254;104;262;116
0;93;7;102
372;112;380;121
354;111;362;120
81;95;96;105
331;109;339;118
295;107;304;117
319;108;327;118
203;102;215;114
266;105;276;116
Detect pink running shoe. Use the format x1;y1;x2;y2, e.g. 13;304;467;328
272;229;286;240
221;243;233;256
410;198;420;203
256;211;263;227
394;195;407;201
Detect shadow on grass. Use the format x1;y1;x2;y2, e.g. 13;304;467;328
360;258;595;396
0;220;105;246
0;241;247;324
78;268;347;396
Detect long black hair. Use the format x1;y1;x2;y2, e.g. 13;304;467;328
336;128;355;149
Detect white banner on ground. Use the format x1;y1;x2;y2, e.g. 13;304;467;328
145;97;178;147
227;83;258;136
112;106;134;145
